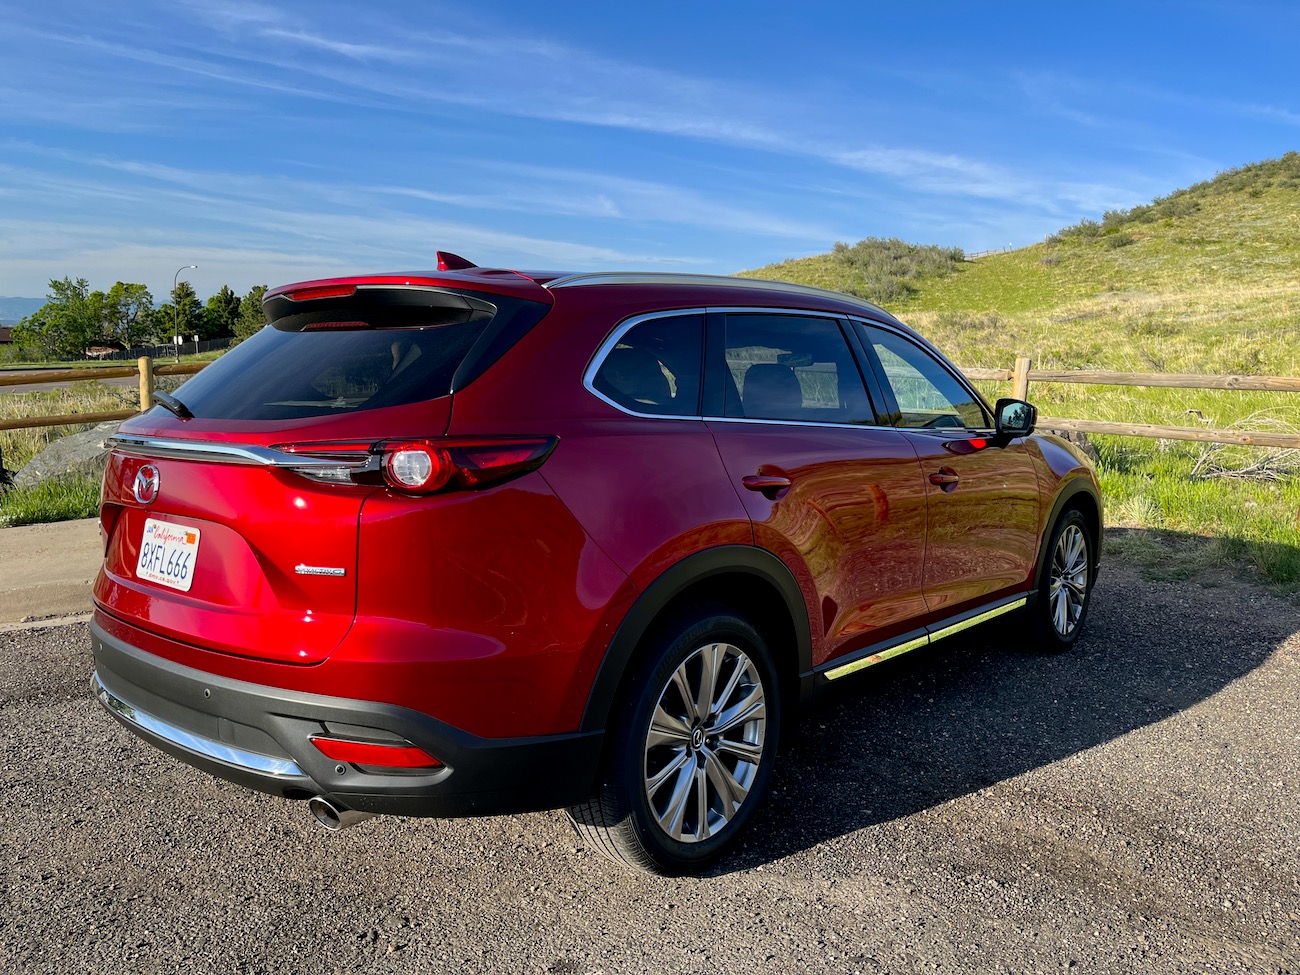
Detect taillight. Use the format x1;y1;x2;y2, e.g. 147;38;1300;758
382;442;453;493
274;437;558;495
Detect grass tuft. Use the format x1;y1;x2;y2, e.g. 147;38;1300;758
0;475;101;527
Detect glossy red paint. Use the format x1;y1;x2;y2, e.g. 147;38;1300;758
91;265;1102;831
707;420;930;666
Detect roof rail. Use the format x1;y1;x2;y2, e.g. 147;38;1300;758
542;272;887;315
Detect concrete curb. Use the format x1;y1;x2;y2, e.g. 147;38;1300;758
0;517;101;627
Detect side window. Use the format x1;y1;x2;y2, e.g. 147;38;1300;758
859;324;989;429
722;314;873;423
593;314;703;416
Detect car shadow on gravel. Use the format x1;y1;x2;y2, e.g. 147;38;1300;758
717;539;1300;874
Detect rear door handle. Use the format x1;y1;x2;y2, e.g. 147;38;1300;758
928;468;960;491
742;474;792;492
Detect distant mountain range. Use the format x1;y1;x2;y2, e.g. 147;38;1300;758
0;296;44;325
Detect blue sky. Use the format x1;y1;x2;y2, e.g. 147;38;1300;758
1;0;1297;300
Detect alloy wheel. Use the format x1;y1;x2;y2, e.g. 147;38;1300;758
1048;523;1090;638
642;641;767;843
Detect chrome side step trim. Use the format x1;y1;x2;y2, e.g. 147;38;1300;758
823;595;1028;681
93;672;305;777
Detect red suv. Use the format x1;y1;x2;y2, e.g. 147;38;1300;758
91;254;1101;874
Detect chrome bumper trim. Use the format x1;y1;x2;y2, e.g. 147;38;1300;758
93;672;304;777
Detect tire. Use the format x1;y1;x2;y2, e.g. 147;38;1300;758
1033;508;1095;649
568;607;781;875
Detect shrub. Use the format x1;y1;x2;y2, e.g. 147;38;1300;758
830;237;966;303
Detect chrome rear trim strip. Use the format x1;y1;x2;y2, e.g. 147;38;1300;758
823;595;1028;681
93;672;305;777
107;435;358;470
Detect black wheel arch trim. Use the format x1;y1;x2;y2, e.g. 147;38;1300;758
579;545;813;733
1035;474;1103;591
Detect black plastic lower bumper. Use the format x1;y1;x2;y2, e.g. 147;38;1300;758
90;619;603;817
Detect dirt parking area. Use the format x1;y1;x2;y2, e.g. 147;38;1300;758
1;561;1297;974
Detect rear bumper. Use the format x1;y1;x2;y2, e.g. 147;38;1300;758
90;619;603;817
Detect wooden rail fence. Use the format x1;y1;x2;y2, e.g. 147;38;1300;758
3;354;1300;451
0;358;208;432
963;356;1300;450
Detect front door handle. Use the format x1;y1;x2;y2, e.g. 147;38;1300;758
742;474;792;492
928;468;960;492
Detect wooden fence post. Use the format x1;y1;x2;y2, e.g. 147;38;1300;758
138;356;154;412
1012;355;1032;401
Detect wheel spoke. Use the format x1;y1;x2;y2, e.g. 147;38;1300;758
713;736;763;765
669;665;698;723
711;655;746;716
645;746;691;795
701;748;748;816
692;761;709;841
658;756;697;839
647;704;692;750
711;684;765;736
694;644;721;723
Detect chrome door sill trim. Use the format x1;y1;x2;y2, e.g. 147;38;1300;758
823;595;1028;681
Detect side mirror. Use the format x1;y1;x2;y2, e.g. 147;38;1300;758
995;398;1037;437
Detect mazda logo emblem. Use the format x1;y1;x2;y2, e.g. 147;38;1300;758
133;465;160;505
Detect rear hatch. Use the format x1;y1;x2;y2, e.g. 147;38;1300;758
95;277;552;664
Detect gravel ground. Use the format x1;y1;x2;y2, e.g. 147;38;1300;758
1;562;1297;974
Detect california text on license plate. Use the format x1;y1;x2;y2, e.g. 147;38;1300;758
136;518;201;592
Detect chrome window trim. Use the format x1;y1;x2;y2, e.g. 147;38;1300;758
93;673;305;778
107;435;367;471
583;305;998;435
584;306;893;429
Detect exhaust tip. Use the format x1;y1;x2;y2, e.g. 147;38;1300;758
307;795;376;832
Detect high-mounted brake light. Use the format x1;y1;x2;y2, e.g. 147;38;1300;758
286;284;358;301
310;736;443;769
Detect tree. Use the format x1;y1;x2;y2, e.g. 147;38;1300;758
105;282;156;347
169;280;205;345
234;284;269;341
15;277;104;358
204;285;241;339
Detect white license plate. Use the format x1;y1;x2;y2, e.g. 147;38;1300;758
136;518;201;592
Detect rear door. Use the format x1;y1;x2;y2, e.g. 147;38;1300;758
704;311;930;668
94;283;549;664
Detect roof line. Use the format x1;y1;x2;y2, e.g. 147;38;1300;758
542;272;887;315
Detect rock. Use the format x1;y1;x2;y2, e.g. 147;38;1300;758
12;420;125;489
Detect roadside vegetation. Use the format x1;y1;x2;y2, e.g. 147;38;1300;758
745;153;1300;587
2;278;267;363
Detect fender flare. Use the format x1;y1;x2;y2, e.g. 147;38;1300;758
578;545;812;733
1033;474;1103;596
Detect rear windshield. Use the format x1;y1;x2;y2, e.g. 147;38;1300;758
170;287;548;421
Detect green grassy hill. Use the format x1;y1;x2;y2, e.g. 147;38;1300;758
744;153;1300;586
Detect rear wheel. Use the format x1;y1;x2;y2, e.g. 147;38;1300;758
1034;508;1095;649
568;608;781;875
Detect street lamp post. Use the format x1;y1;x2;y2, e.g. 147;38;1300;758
173;264;197;363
